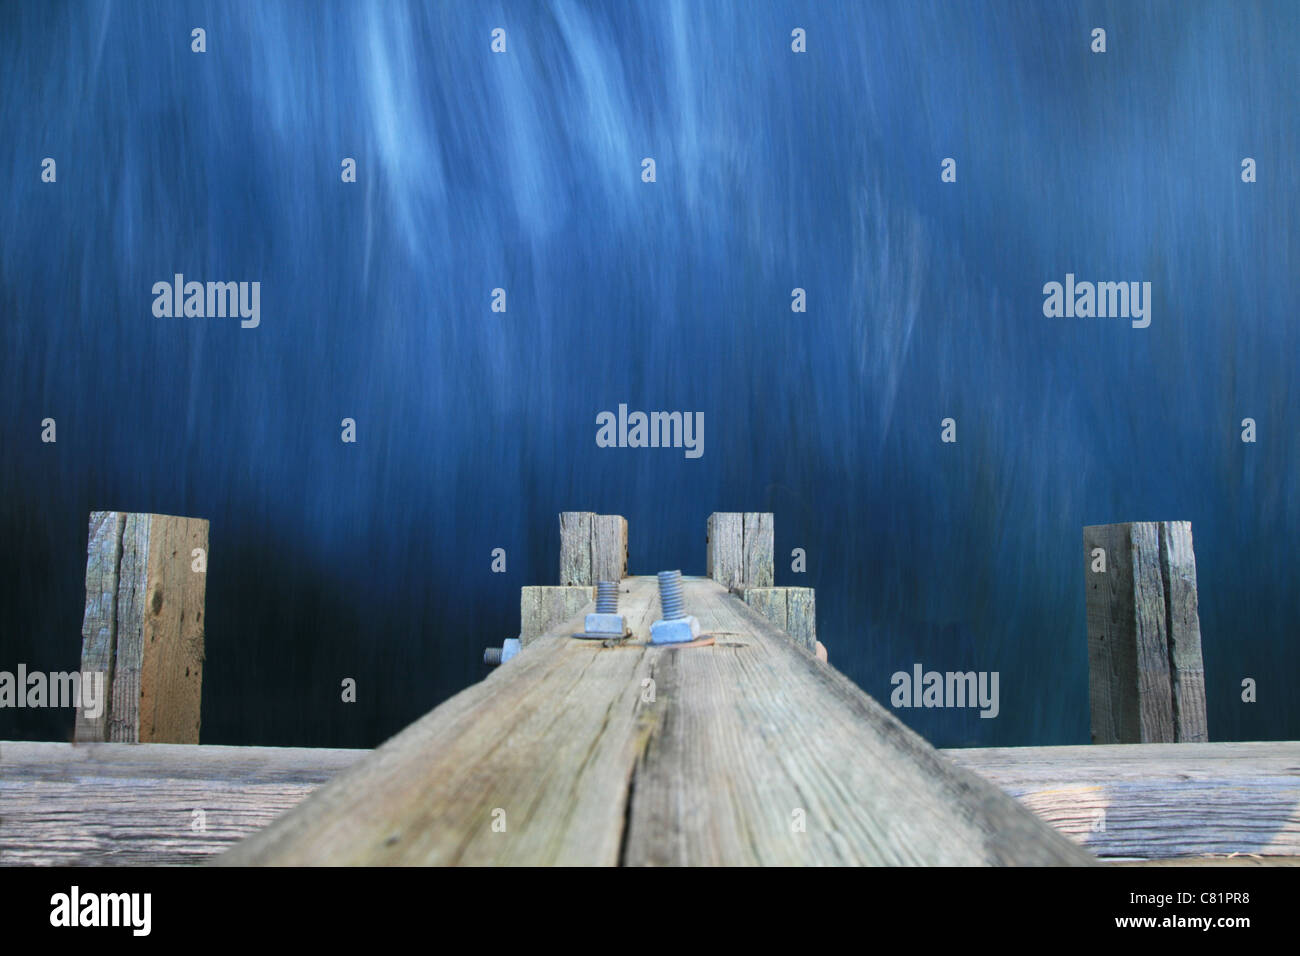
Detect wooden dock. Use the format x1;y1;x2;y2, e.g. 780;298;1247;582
217;575;1088;865
3;510;1293;867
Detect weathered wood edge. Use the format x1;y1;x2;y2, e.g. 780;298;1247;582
622;582;1095;866
6;740;1299;864
213;583;653;865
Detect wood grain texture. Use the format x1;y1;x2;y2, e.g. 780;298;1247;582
1131;522;1177;742
742;512;774;587
139;516;207;743
75;513;127;742
559;513;627;585
945;742;1300;859
519;586;594;645
741;587;786;630
1160;522;1208;742
75;512;209;744
621;579;1089;865
218;577;1090;866
1084;521;1207;744
591;514;628;583
218;577;663;866
739;587;815;651
106;514;150;743
1115;856;1300;867
0;742;361;866
7;739;1296;866
706;512;743;588
1086;524;1138;743
559;512;593;586
785;587;815;651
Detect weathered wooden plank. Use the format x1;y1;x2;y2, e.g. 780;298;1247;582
621;580;1089;865
591;514;628;583
1084;521;1207;744
742;512;774;587
519;585;594;646
0;742;360;866
1115;856;1300;867
739;586;816;651
559;512;593;586
74;512;208;744
219;578;662;866
220;576;1089;866
945;742;1300;859
7;739;1297;866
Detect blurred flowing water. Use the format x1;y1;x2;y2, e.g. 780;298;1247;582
1;1;1296;748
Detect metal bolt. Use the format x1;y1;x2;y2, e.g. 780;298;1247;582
596;580;618;614
657;570;685;619
484;637;521;667
650;570;700;644
575;581;626;639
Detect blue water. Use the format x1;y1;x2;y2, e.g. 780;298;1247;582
1;1;1296;748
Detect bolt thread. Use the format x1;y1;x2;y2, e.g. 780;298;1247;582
596;581;618;613
483;647;503;666
657;570;685;620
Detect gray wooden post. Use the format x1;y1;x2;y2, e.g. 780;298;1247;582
738;587;816;651
706;512;773;588
76;511;208;744
1083;521;1208;744
559;512;627;585
519;586;595;646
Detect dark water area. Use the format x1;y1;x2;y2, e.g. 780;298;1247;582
1;1;1296;749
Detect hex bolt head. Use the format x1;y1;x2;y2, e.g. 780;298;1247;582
583;612;626;635
650;616;700;644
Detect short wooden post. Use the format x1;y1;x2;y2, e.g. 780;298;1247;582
1083;521;1208;744
738;587;816;651
706;512;773;588
559;512;627;585
75;511;208;744
519;586;595;646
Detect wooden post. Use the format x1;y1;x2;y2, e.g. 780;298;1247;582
1083;521;1208;744
559;512;593;585
591;514;628;583
707;512;773;588
559;512;627;585
520;586;595;646
75;511;208;744
738;587;816;651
